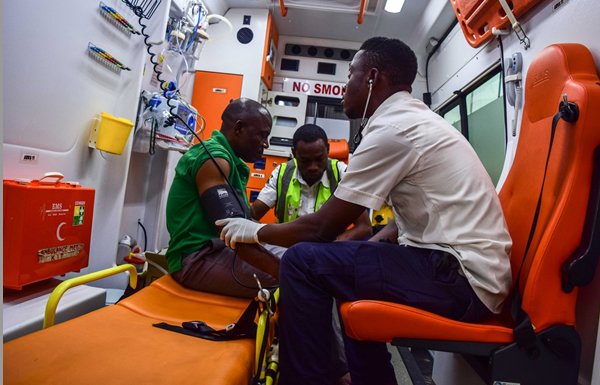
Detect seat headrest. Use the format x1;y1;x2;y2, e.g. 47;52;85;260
525;44;598;122
328;139;349;162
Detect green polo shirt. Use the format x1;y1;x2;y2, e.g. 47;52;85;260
165;130;250;273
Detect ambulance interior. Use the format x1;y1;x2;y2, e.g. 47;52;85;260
3;0;600;384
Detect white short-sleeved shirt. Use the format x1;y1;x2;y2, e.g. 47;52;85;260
256;160;347;218
334;91;512;313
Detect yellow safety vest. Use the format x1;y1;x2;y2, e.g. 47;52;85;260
275;158;340;223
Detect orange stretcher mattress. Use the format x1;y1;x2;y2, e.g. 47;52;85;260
4;276;256;385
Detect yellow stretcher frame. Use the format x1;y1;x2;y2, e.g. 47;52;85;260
43;264;138;328
40;264;280;384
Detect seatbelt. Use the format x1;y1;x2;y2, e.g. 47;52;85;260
510;94;579;356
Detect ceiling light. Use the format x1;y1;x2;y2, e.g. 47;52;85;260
384;0;405;13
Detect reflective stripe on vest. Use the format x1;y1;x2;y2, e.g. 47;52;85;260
275;158;340;223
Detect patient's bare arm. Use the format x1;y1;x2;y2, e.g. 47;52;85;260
369;221;398;243
236;243;280;280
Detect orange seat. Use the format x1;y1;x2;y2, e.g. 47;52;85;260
4;275;257;385
341;44;600;385
328;138;349;164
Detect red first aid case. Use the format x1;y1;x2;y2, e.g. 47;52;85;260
3;173;95;290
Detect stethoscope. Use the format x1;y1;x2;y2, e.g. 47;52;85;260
352;78;373;146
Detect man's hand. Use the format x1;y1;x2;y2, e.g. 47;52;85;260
216;218;266;249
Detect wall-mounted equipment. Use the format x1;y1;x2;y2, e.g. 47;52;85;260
505;52;523;137
317;62;337;75
450;0;540;48
87;43;131;73
88;112;135;155
132;91;198;154
284;43;356;62
3;173;95;290
98;2;140;36
280;58;300;72
121;0;162;20
263;91;308;156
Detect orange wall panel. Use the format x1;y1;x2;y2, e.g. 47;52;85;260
191;71;243;141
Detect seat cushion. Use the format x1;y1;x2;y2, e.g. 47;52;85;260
340;300;513;344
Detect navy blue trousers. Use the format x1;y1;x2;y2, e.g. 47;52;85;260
277;241;492;385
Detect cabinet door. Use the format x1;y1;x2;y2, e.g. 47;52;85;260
246;154;287;224
191;71;243;140
261;12;279;90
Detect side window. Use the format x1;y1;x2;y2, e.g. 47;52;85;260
438;68;506;186
441;104;461;131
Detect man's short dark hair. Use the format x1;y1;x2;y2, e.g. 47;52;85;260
359;37;418;87
292;124;328;148
221;98;271;131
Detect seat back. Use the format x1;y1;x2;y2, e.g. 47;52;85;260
328;138;349;164
498;44;600;331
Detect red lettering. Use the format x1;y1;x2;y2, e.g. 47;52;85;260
321;84;332;94
314;84;321;94
332;85;341;95
292;81;302;92
302;83;310;92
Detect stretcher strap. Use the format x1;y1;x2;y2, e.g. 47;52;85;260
153;298;259;341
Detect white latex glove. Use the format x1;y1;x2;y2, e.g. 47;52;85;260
215;218;266;249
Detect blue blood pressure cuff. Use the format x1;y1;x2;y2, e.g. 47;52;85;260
201;184;248;223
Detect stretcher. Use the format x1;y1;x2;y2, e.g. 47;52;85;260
4;265;278;385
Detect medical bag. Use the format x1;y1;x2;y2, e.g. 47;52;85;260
3;173;95;290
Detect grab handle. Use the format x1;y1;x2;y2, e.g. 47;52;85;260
38;172;65;184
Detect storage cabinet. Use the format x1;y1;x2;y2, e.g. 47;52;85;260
246;154;288;224
191;71;243;140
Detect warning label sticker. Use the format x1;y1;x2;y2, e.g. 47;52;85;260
38;243;84;263
73;203;85;226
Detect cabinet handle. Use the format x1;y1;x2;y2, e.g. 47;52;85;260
212;88;227;93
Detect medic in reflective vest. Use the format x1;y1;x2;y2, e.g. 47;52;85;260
275;157;340;223
251;124;371;241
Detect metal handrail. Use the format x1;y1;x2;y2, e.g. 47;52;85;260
43;264;138;328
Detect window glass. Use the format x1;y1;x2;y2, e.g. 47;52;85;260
437;69;506;186
466;72;505;185
442;104;461;131
466;72;502;114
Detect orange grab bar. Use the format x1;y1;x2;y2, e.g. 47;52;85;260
279;0;287;17
357;0;367;24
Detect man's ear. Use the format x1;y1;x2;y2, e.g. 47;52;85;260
291;147;296;158
368;68;380;87
232;120;244;135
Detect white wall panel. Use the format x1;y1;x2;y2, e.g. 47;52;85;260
3;0;169;288
195;8;268;100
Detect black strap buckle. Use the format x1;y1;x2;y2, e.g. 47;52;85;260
513;314;539;358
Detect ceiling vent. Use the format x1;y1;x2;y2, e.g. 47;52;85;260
285;44;357;62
